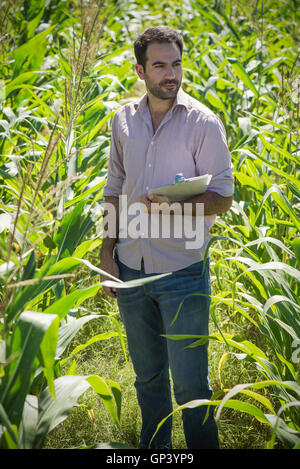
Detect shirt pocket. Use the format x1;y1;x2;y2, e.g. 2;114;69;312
154;141;197;187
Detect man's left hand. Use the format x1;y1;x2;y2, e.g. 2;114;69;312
140;194;171;213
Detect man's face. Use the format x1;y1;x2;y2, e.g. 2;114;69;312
136;41;182;101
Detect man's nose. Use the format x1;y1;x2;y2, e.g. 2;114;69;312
165;66;176;79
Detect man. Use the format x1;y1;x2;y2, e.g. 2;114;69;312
100;26;234;449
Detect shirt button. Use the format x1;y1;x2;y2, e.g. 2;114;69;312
148;163;152;167
146;186;149;190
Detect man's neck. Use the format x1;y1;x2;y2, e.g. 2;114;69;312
147;92;175;117
147;92;177;134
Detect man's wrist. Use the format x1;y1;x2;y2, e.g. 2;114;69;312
100;247;115;260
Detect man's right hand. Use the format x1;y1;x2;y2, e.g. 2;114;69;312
100;254;120;298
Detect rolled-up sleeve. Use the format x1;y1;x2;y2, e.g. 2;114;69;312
103;112;125;197
195;115;234;197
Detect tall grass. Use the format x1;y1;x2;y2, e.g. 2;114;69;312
0;0;299;449
0;0;137;449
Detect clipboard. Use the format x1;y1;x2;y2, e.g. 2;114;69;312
149;174;212;202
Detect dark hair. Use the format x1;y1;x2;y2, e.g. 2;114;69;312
134;27;183;70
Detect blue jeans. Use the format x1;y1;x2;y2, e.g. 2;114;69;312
116;256;219;449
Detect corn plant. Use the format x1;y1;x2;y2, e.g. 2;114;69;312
0;0;139;449
1;0;299;450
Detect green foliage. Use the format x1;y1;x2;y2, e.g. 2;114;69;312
0;0;136;449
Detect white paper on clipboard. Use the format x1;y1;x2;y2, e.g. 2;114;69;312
149;174;212;202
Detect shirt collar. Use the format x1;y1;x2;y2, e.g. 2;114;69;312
173;88;190;110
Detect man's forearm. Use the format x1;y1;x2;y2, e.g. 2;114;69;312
100;237;117;259
180;190;233;216
100;196;119;260
146;190;233;216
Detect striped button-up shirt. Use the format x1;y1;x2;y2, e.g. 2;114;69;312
103;88;234;274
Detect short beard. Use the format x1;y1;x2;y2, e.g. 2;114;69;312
144;76;181;100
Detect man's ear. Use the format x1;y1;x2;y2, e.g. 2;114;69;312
135;63;145;80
